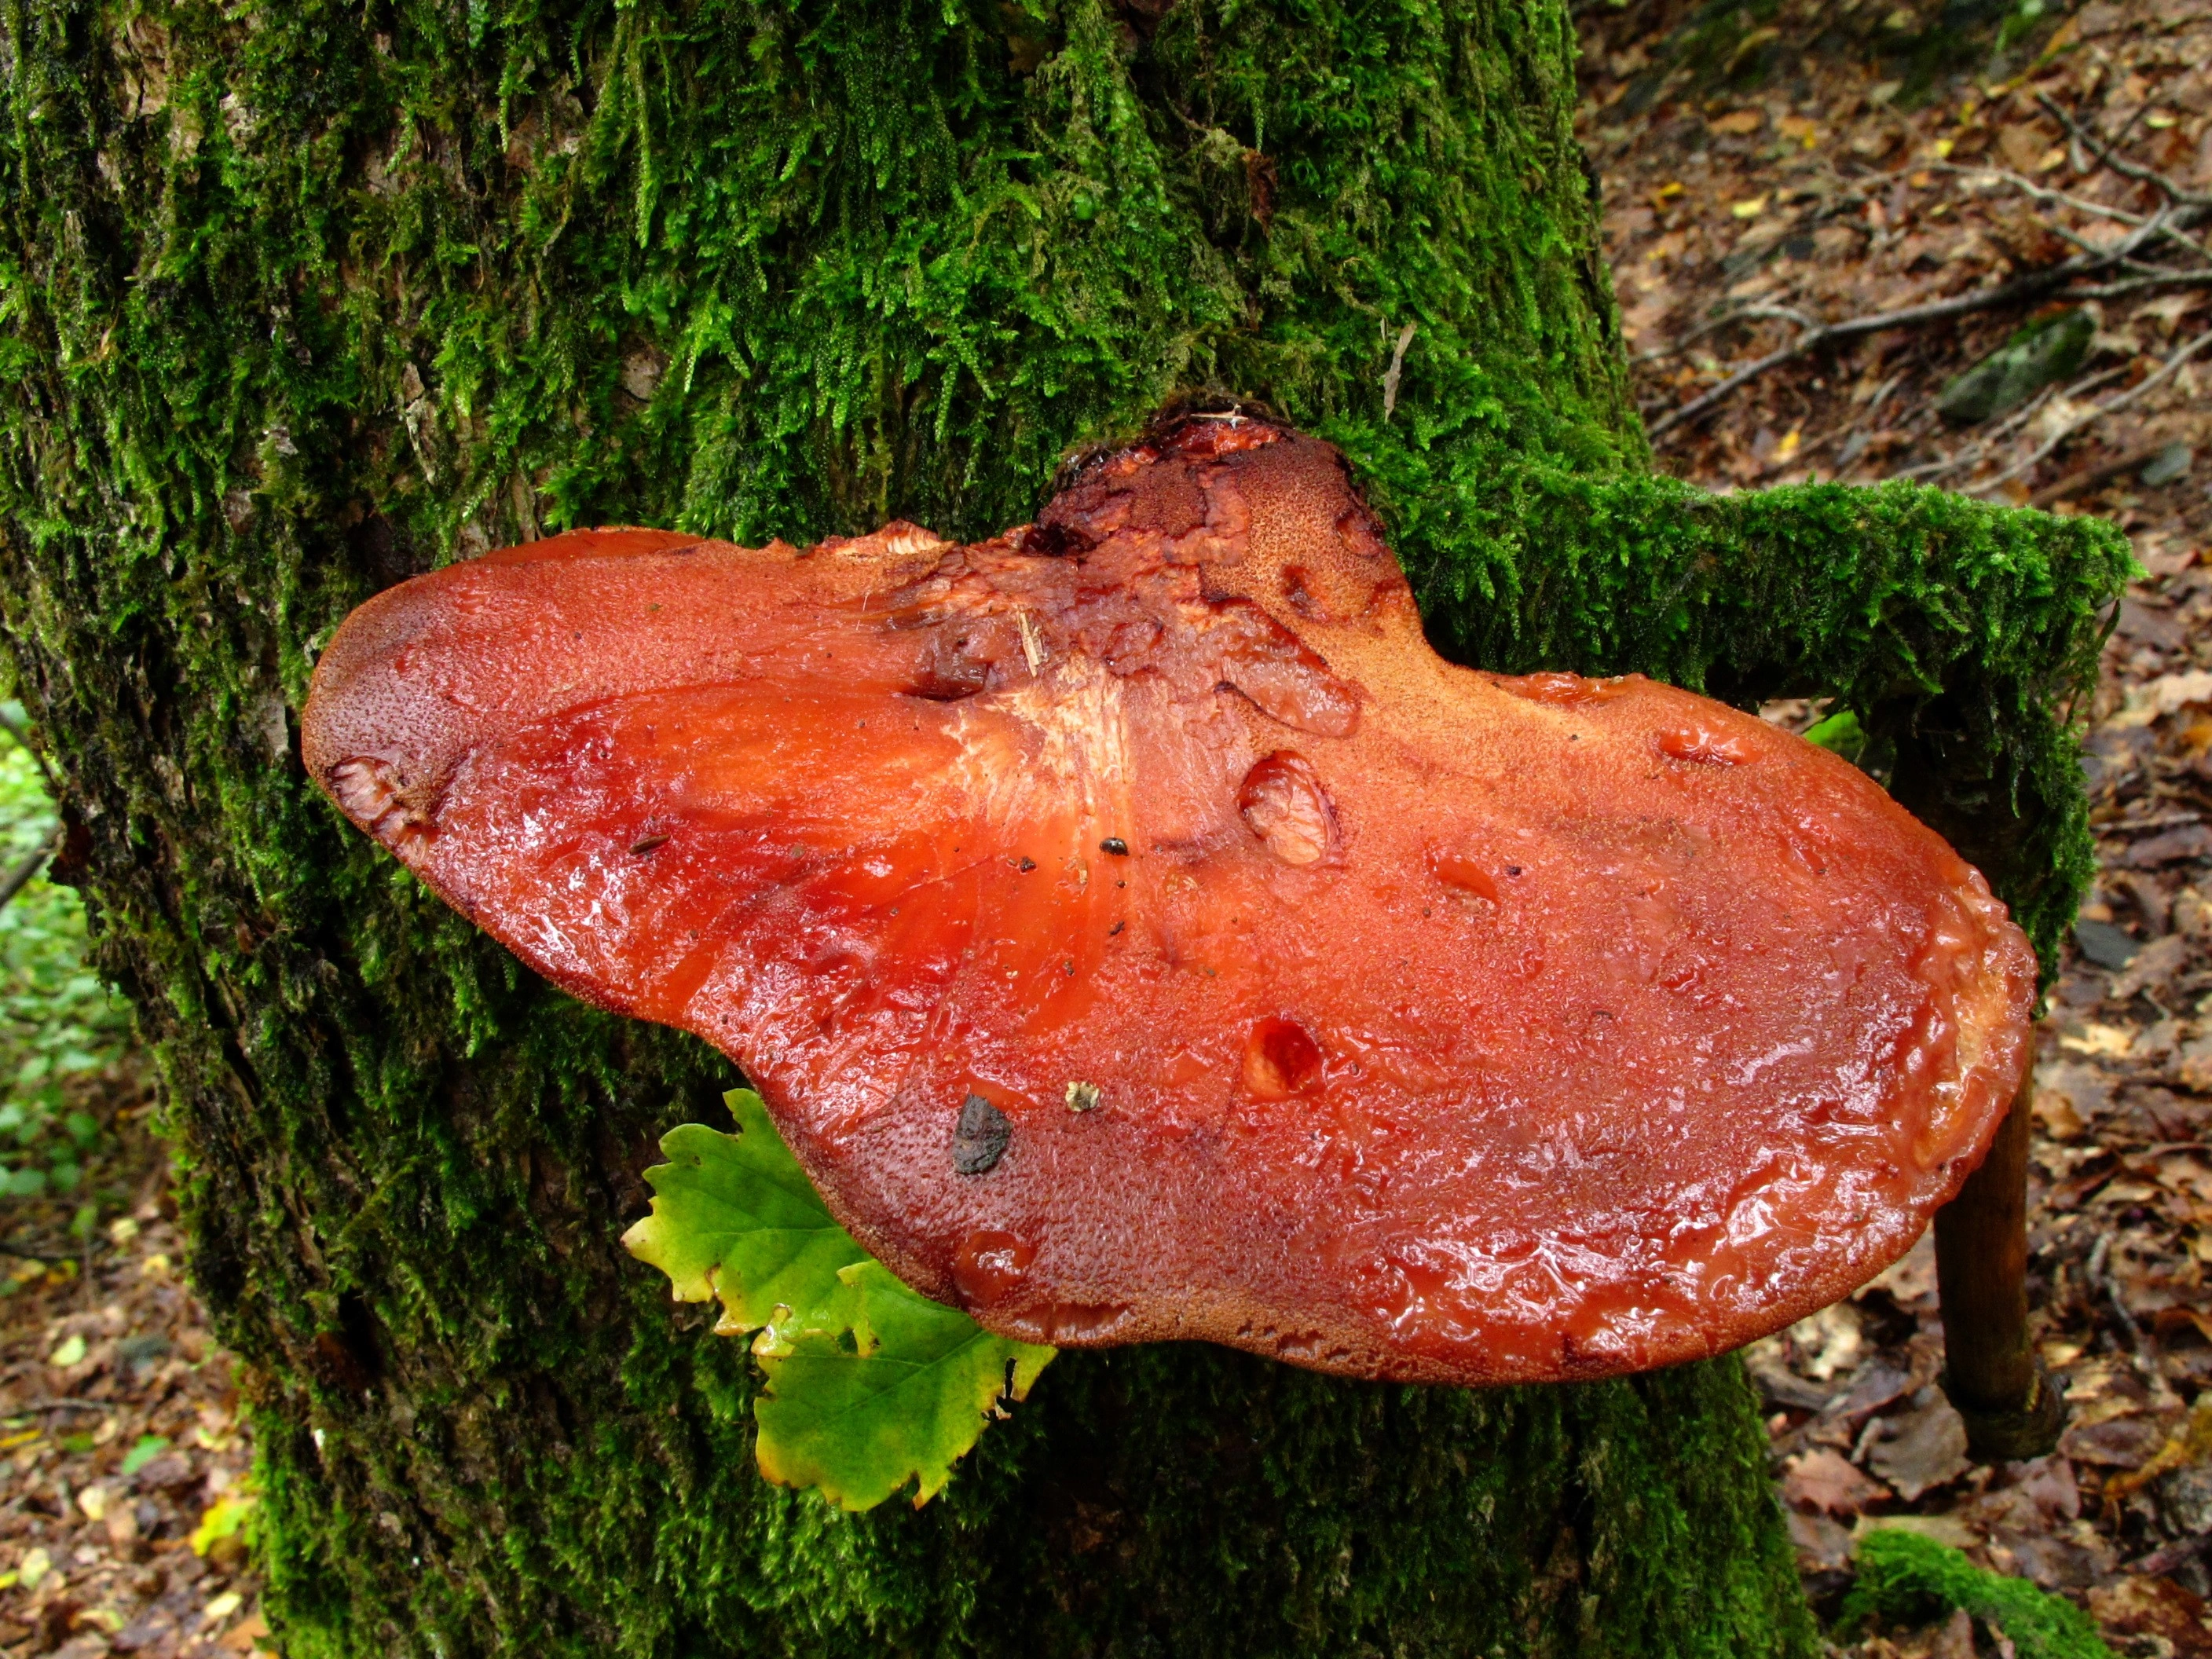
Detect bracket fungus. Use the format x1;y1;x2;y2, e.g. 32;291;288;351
302;414;2038;1386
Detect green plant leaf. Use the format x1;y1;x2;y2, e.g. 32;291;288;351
754;1259;1053;1511
119;1434;167;1478
624;1090;1054;1510
1802;708;1864;758
621;1091;869;1336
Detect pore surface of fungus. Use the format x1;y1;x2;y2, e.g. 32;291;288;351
302;416;2036;1385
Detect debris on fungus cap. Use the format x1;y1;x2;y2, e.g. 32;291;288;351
301;412;2038;1386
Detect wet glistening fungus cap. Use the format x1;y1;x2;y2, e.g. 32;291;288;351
302;413;2037;1386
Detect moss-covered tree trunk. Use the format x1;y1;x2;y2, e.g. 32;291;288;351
0;0;2126;1652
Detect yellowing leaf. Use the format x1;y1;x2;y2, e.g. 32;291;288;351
1774;426;1802;463
1656;180;1684;200
189;1493;256;1556
754;1260;1054;1511
1730;196;1768;219
48;1333;85;1368
628;1092;1057;1511
16;1546;51;1590
1778;115;1819;147
623;1093;868;1338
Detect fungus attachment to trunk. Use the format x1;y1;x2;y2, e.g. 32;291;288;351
302;414;2038;1386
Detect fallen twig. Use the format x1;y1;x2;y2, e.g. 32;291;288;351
1937;160;2150;229
2067;269;2212;301
1646;229;2181;440
1634;303;1815;366
0;708;61;803
2086;1230;2180;1408
1883;361;2133;487
1971;325;2212;498
2027;439;2174;508
5;1397;118;1415
0;826;58;914
2126;1533;2210;1577
0;1239;87;1265
2037;93;2212;211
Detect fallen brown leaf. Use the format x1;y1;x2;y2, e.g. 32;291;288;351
1784;1448;1895;1517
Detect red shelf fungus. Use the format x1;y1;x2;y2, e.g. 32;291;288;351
302;415;2037;1385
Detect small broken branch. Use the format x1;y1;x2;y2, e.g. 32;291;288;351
2066;269;2212;301
1381;321;1416;421
1936;160;2150;229
1645;247;2154;440
1881;361;2133;487
0;708;61;802
0;826;58;914
1648;113;2212;442
1970;324;2212;498
2027;439;2174;509
1634;303;1815;367
2036;92;2212;211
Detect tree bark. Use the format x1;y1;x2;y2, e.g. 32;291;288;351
0;0;2122;1652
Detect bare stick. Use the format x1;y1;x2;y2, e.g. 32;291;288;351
2027;439;2174;508
1646;172;2206;442
2036;93;2212;210
1381;321;1416;421
1970;324;2212;497
2067;269;2212;300
1936;160;2150;228
1634;303;1815;367
1878;361;2134;486
1647;247;2152;440
0;827;57;914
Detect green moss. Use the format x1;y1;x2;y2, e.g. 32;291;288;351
1839;1531;2113;1658
0;0;2123;1650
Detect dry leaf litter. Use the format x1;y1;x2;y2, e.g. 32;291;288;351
1584;0;2212;1649
0;1090;266;1659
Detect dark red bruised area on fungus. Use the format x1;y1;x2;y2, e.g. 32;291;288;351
300;415;2037;1386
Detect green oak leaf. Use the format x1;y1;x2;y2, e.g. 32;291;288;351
621;1090;867;1336
755;1259;1055;1511
624;1090;1054;1511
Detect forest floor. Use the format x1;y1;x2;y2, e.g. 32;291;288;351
0;1094;266;1659
1579;0;2212;1651
5;2;2212;1656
